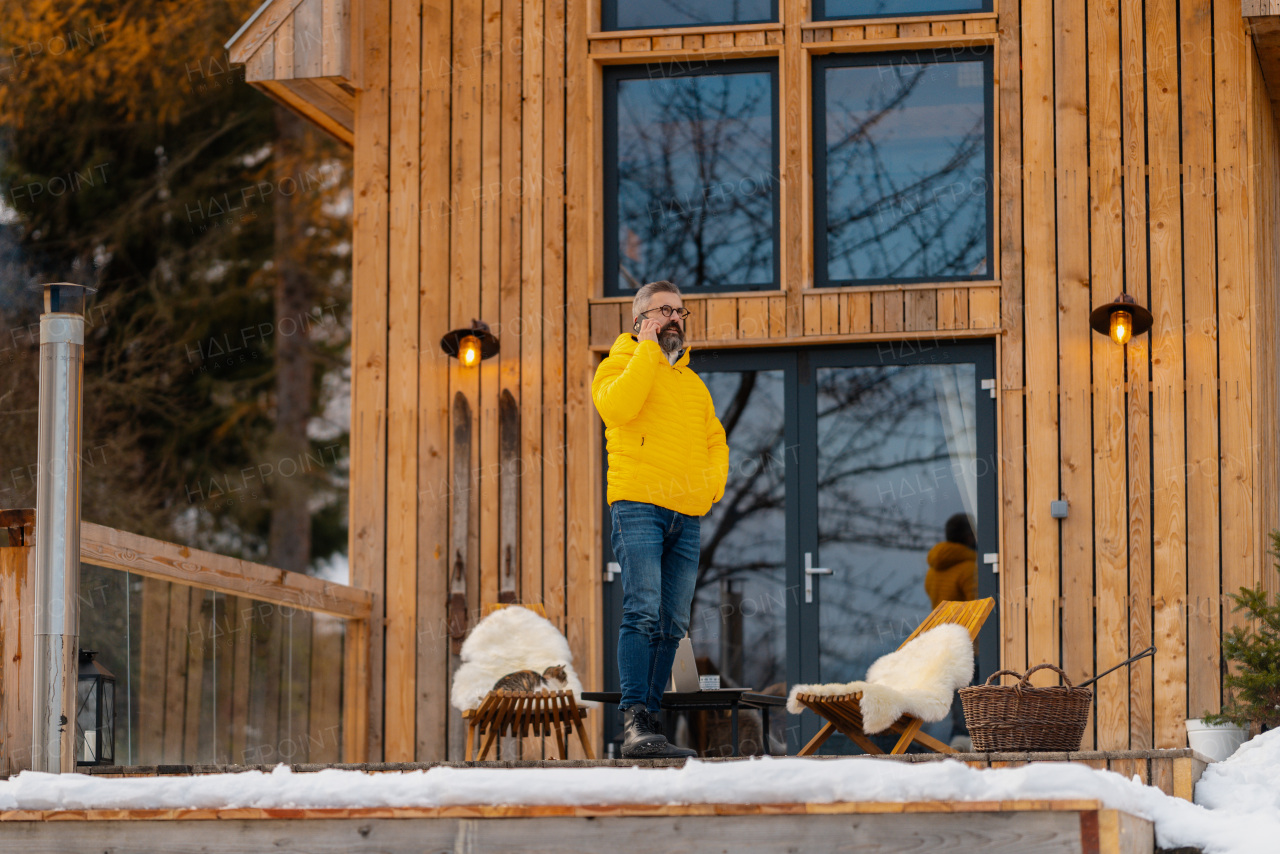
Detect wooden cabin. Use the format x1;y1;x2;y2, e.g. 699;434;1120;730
227;0;1280;761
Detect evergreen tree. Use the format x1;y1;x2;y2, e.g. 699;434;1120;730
1204;531;1280;730
0;0;351;571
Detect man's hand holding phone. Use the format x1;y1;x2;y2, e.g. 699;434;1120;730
637;317;663;345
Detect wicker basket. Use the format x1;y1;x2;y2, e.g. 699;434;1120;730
959;663;1093;752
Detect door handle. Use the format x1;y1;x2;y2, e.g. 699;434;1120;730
804;552;832;603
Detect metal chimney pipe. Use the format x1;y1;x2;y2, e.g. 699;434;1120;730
30;282;94;773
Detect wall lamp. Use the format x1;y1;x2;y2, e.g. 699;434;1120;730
1089;294;1152;346
440;319;499;367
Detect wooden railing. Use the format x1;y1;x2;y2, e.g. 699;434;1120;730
0;509;370;774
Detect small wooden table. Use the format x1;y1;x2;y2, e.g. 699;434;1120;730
583;689;779;757
739;691;787;753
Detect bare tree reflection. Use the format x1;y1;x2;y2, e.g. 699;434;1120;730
615;69;775;290
823;59;989;281
693;366;957;692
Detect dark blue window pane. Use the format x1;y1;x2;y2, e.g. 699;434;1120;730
610;0;774;30
818;0;985;19
612;69;776;292
820;56;990;284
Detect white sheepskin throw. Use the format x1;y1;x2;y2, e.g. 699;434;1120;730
786;623;974;734
449;606;597;712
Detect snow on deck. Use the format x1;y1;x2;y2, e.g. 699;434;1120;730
2;729;1278;854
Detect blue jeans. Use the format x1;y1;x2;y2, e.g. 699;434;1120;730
611;500;701;712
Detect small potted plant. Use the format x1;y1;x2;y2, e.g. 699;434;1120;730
1188;531;1280;760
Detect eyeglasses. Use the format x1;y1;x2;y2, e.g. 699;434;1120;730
639;305;691;321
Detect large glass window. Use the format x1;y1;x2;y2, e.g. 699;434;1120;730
603;0;776;32
814;0;989;20
813;49;994;287
604;60;779;295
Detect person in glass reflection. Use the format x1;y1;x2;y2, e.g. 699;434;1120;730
925;512;978;749
925;513;978;608
591;280;730;758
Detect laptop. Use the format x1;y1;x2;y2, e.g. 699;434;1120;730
668;637;702;693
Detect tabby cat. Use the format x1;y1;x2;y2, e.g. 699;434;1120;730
492;664;569;694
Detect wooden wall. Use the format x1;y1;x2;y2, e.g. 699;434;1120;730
999;0;1278;750
351;0;575;761
345;0;1280;760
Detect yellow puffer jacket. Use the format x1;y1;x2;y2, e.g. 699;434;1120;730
924;541;978;608
592;333;729;517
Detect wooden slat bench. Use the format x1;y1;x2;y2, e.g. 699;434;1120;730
462;689;594;761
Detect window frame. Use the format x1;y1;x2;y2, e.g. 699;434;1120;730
601;0;779;33
602;57;783;297
811;47;996;289
811;0;992;23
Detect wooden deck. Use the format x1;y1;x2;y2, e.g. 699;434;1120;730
0;799;1155;854
0;750;1214;852
77;747;1211;802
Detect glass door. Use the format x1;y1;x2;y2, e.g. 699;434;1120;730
602;349;799;756
602;341;997;755
796;342;998;752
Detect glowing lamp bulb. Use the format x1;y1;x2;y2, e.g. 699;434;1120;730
459;335;481;366
1109;310;1132;346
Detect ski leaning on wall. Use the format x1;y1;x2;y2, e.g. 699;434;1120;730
499;389;520;605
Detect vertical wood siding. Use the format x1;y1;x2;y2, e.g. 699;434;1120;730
344;0;1280;758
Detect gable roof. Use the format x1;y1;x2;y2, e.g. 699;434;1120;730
226;0;357;147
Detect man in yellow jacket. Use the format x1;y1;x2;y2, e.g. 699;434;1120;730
592;280;729;758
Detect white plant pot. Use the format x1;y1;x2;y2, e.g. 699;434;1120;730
1185;718;1249;762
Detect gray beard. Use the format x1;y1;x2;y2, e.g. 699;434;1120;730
659;326;684;354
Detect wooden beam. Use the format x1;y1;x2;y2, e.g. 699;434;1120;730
252;80;355;147
417;0;453;764
0;809;1154;854
448;0;483;760
519;0;544;635
1216;1;1258;642
342;615;371;761
477;0;504;620
1055;0;1094;744
80;522;371;619
1087;0;1128;752
349;0;392;761
781;0;806;335
1021;0;1060;688
383;0;422;763
182;588;208;762
565;0;599;758
0;799;1145;821
229;595;253;762
0;545;34;776
1146;0;1188;750
996;0;1026;682
162;582;191;764
1122;0;1152;749
542;0;568;641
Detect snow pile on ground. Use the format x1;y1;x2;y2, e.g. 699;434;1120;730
2;730;1277;853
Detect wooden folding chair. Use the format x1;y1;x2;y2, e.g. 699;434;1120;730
463;689;594;760
792;597;995;756
462;601;593;761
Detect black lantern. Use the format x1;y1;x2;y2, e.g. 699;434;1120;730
1089;293;1153;346
440;319;500;367
76;649;115;766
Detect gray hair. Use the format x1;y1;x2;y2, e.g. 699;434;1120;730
632;280;682;322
